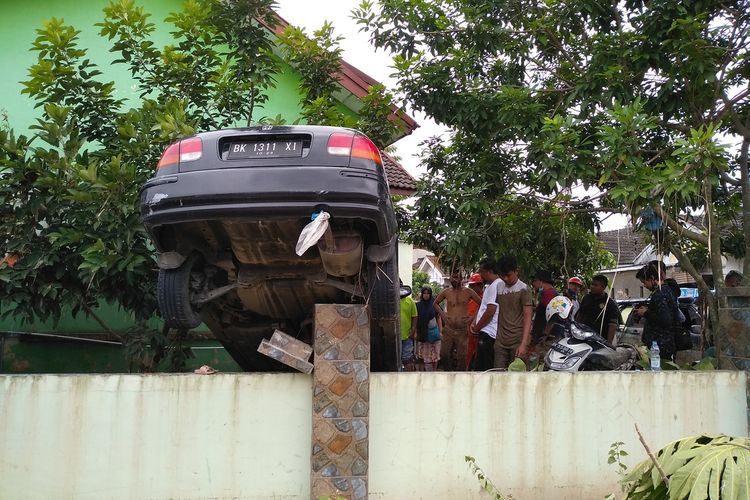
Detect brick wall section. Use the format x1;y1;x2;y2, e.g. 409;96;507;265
311;305;370;500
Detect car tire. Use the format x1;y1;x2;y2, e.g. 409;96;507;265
158;252;204;330
367;254;399;319
367;255;401;371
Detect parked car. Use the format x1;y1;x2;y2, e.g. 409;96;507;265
140;126;401;371
616;296;702;348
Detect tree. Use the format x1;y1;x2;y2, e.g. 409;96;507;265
355;0;750;326
0;0;402;371
277;22;401;148
411;269;443;297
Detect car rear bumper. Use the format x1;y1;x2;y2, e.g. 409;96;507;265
140;165;395;238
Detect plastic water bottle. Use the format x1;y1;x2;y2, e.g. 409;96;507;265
650;341;661;371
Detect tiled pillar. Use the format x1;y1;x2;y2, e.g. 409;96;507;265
311;304;370;500
715;287;750;427
716;287;750;371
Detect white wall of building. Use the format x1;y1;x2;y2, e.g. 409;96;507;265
398;241;413;288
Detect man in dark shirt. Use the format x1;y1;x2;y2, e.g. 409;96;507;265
576;275;621;343
531;269;558;345
635;264;677;361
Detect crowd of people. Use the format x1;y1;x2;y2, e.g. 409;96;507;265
399;254;745;371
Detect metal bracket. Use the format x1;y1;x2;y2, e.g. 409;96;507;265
157;251;187;270
365;235;396;263
316;278;365;298
193;282;240;305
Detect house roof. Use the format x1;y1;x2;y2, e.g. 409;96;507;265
414;255;446;277
263;13;418;145
381;151;417;196
597;226;650;266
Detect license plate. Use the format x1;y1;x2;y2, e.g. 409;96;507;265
227;139;303;159
551;343;574;356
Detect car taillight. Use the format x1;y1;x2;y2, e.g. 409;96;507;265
327;132;382;165
157;137;203;169
351;134;382;163
327;131;354;156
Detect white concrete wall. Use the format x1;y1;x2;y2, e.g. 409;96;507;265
398;241;413;289
1;372;746;499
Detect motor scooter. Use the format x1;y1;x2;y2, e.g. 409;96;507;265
544;320;640;371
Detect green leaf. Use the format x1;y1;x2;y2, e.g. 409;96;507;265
508;358;527;372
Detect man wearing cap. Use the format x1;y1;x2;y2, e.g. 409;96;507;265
434;269;482;370
565;276;583;318
465;272;484;369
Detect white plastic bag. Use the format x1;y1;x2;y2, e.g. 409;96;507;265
295;211;331;256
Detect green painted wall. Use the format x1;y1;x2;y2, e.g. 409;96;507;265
0;0;360;370
0;0;354;131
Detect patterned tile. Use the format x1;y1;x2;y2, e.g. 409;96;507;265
270;329;313;360
256;340;314;374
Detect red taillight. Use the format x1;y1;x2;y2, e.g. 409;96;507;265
156;137;203;169
351;134;382;163
327;131;354;156
157;142;180;169
326;131;382;165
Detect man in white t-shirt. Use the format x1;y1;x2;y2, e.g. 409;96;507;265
470;257;501;371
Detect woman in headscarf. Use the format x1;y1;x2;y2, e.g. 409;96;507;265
416;286;442;371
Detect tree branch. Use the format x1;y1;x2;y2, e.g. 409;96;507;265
669;240;709;295
721;89;750;138
82;302;123;343
721;172;740;186
739;134;750;278
635;424;669;487
652;205;708;245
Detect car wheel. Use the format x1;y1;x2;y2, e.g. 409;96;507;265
367;255;401;371
158;252;204;330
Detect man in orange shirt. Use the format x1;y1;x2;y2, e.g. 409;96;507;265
465;273;484;370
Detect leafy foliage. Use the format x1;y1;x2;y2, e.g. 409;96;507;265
464;455;511;500
277;22;401;148
621;435;750;499
0;0;404;371
404;133;615;278
355;0;750;291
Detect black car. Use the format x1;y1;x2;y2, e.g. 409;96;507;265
140;126;401;371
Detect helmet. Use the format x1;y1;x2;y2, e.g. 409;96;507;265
568;277;584;287
546;296;573;323
467;273;482;285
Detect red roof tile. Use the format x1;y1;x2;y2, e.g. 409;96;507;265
381;151;417;196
